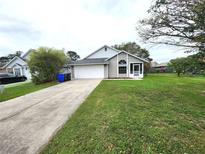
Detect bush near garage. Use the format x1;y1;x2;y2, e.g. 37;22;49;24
28;47;67;84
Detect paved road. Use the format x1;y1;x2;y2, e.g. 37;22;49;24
0;79;101;154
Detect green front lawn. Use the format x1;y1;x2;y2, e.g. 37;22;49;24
0;82;58;102
42;74;205;154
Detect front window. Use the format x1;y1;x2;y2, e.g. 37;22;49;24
119;66;127;74
119;60;126;65
118;60;127;74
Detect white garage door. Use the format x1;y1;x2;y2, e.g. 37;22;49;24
74;65;104;79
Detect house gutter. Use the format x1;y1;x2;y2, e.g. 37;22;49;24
68;63;109;66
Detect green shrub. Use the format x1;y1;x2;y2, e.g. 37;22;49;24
28;47;67;84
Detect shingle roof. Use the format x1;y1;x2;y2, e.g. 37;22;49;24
70;58;108;65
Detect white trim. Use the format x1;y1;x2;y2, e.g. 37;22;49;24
107;64;109;79
13;68;15;75
2;56;25;69
74;65;104;79
126;53;128;77
122;50;149;63
69;63;109;66
128;62;144;78
133;64;140;77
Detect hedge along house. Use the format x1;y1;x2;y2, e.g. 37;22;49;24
70;45;148;79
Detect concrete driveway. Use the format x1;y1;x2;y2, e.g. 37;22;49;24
0;79;101;154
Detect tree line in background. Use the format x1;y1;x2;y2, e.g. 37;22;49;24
169;53;205;77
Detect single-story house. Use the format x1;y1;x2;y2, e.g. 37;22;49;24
2;50;33;80
70;45;148;79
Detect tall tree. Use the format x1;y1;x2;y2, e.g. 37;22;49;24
66;51;80;62
169;58;188;77
169;56;204;76
112;42;150;59
137;0;205;53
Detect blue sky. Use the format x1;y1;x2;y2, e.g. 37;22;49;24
0;0;190;62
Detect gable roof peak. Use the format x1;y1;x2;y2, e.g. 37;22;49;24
2;56;26;69
84;45;119;59
105;50;149;63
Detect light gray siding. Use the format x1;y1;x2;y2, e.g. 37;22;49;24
128;55;143;63
104;64;108;78
118;52;127;61
107;52;144;78
87;46;118;59
108;56;117;78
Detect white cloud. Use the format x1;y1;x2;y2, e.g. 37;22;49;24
0;0;191;62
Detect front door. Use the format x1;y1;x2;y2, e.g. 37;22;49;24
133;64;140;77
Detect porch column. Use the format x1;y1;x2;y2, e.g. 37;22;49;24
13;68;15;75
127;54;128;77
20;68;23;76
107;64;109;79
21;67;24;76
